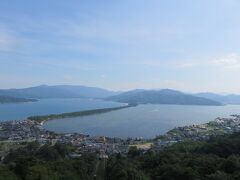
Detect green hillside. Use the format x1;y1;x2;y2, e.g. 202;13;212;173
1;133;240;179
107;89;222;106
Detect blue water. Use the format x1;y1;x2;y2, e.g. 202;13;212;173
43;104;240;138
0;98;124;121
1;99;240;138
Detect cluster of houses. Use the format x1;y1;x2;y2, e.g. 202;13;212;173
0;120;42;141
2;115;240;157
214;114;240;133
153;115;240;151
0;120;140;158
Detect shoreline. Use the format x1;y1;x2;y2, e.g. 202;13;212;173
2;113;240;141
28;103;137;124
27;104;240;142
1;100;240;147
1;113;240;155
154;114;240;146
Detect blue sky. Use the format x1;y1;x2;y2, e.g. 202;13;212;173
1;0;240;93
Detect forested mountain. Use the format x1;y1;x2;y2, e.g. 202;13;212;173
2;85;240;105
195;92;240;104
106;89;222;106
0;96;37;103
0;85;119;99
1;133;240;179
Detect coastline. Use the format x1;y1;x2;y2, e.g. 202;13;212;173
27;104;240;143
27;103;137;123
0;112;240;156
1;101;239;142
1;102;240;154
153;114;240;148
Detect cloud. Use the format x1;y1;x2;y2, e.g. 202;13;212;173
58;20;145;45
0;27;18;51
210;53;240;69
162;80;188;89
174;53;240;70
100;74;107;78
54;14;187;47
34;59;97;71
176;63;196;69
122;58;163;67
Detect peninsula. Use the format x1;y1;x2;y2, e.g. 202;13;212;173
106;89;222;106
0;95;37;104
28;104;136;123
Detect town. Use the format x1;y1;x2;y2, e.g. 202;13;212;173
0;119;145;160
1;114;240;160
154;114;240;150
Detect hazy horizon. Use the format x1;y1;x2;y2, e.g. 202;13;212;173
0;84;239;95
1;0;240;93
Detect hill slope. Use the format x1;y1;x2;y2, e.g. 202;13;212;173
0;85;119;99
0;96;37;103
106;89;222;106
195;92;240;104
1;133;240;179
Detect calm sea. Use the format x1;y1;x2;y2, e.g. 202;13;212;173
44;103;240;138
0;98;124;121
1;99;240;138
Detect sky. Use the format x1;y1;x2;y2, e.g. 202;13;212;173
1;0;240;93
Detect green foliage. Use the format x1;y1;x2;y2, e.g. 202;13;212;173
1;133;240;179
205;171;231;180
128;146;141;158
107;89;222;106
3;142;97;180
0;166;17;180
106;157;148;180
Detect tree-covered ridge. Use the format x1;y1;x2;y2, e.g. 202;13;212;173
1;133;240;179
0;85;119;99
0;96;37;104
1;142;97;180
106;89;222;106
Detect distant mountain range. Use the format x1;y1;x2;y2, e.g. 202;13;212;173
0;96;37;103
195;93;240;104
1;85;240;105
0;85;119;99
106;89;222;106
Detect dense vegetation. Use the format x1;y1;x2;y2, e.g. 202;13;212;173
106;89;222;106
0;85;118;99
1;133;240;179
28;104;135;123
0;142;97;180
0;96;37;104
195;92;240;104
